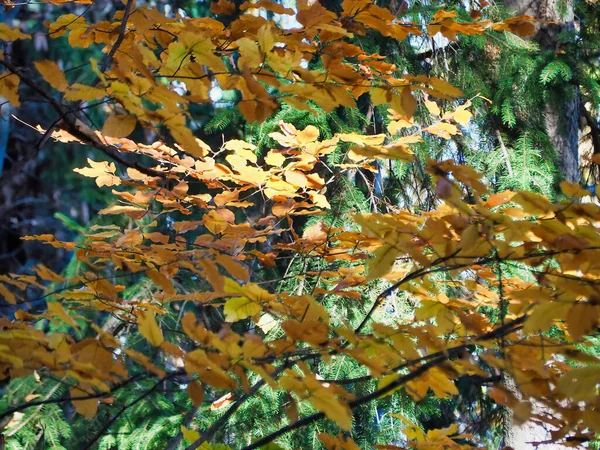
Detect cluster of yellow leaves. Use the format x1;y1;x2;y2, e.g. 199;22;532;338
428;10;537;41
6;146;600;446
1;1;536;157
2;1;599;447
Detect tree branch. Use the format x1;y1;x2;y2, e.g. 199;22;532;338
0;58;165;178
581;101;600;156
241;314;527;450
100;0;135;72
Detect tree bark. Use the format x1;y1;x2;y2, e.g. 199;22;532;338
504;0;580;182
501;374;576;449
500;0;581;445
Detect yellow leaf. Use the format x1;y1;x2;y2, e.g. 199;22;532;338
557;366;600;401
236;38;263;70
282;320;329;346
337;133;385;146
319;433;360;450
0;73;20;107
47;302;79;329
356;143;414;162
70;387;98;420
523;302;571;334
137;310;164;346
0;23;30;41
257;313;277;333
204;210;229;235
512;191;554;216
102;114;137;138
98;204;146;219
0;284;17;304
170;125;209;159
296;125;320;145
181;426;200;443
460;224;480;251
211;392;235;410
215;254;249;282
453;108;472;126
211;0;235;15
367;244;400;280
309;390;352;430
74;159;121;188
424;122;459;139
484;190;515;207
560;181;591;198
428;76;463;97
33;264;64;282
566;303;599;341
123;348;166;377
34;60;69;92
147;269;176;296
265;150;286;166
224;296;262;322
240;0;295;14
424;100;440;116
257;24;275;53
583;410;600;434
64;84;105;101
426;367;458;398
224;139;257;163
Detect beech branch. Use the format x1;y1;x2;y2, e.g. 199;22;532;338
0;58;165;178
241;314;527;450
100;0;135;72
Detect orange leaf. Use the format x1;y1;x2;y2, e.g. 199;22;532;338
187;380;205;406
34;60;69;92
211;0;235;14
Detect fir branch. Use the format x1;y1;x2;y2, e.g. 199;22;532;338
81;373;182;450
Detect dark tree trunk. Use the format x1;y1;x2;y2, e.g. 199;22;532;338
504;0;580;182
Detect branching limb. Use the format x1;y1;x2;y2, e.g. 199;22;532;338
0;58;165;178
100;0;135;72
241;314;527;450
581;101;600;157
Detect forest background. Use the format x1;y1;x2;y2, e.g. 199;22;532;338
0;0;599;448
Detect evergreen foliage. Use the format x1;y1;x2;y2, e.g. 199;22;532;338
0;0;598;448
